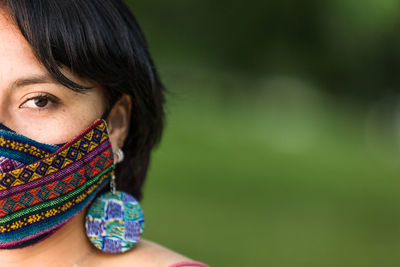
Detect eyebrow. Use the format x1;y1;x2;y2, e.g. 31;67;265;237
10;74;56;90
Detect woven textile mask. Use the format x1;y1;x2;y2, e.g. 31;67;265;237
0;119;113;249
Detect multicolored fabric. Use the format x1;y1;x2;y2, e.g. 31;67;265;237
0;127;59;165
0;119;114;248
0;157;24;174
86;191;144;253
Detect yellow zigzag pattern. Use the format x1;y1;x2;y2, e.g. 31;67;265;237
0;122;108;191
0;137;51;158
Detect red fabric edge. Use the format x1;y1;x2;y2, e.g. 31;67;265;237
168;261;209;267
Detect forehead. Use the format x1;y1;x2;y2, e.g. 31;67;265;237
0;9;49;81
0;9;96;89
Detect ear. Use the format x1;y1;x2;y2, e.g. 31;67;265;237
105;94;132;154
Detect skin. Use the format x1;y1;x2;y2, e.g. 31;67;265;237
0;9;193;267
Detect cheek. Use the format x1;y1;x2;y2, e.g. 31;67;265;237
25;118;94;144
14;112;99;145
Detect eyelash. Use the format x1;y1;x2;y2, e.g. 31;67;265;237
20;93;61;110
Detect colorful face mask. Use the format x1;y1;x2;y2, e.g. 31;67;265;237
0;119;114;249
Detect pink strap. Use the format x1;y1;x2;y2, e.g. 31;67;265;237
168;261;209;267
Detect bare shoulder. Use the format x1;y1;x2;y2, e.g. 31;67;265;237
91;239;194;267
124;239;192;266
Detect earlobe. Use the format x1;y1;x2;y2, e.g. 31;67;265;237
105;94;132;151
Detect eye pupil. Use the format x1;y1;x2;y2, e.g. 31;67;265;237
34;97;48;108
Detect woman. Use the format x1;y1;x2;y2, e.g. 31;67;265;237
0;0;208;266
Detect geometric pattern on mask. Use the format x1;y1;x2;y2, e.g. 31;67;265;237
0;119;114;246
0;121;109;191
0;166;112;234
0;149;112;217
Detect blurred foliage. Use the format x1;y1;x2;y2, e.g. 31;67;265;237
130;0;400;101
126;1;400;266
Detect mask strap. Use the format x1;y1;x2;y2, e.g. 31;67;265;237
101;105;113;120
101;91;123;120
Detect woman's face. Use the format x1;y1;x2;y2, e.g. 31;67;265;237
0;10;108;145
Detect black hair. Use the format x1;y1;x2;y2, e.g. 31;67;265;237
1;0;165;200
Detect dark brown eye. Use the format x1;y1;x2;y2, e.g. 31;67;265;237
20;93;60;110
34;97;49;108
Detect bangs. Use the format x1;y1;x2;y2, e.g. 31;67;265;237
3;0;153;94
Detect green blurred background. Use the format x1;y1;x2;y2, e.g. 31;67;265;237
127;1;400;266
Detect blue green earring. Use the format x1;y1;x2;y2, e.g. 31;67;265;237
85;148;145;253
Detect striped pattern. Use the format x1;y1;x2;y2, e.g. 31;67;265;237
0;129;59;165
0;122;109;191
0;119;114;248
